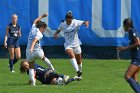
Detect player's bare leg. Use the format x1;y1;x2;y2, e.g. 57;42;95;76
124;64;140;92
29;61;36;86
75;53;82;77
132;69;140;82
14;47;21;64
66;49;81;76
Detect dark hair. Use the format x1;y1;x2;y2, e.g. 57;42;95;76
20;61;26;73
65;11;73;19
61;20;65;22
123;18;134;28
36;21;47;28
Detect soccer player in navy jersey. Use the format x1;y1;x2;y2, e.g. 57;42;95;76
20;60;81;85
117;18;140;93
4;14;21;72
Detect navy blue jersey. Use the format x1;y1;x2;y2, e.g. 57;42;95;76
34;64;49;84
8;23;20;39
27;64;51;84
129;28;140;60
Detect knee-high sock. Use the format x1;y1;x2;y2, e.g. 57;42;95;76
49;72;64;78
70;58;79;72
65;78;75;84
44;58;55;71
127;78;140;93
9;59;13;71
29;69;35;86
13;58;18;65
136;82;140;89
78;63;82;72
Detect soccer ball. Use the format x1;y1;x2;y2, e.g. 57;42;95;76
56;77;64;85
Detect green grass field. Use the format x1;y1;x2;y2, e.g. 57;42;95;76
0;59;135;93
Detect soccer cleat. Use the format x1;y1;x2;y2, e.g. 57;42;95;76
77;71;82;77
73;76;82;81
30;81;36;86
11;70;15;73
31;82;36;86
63;75;69;83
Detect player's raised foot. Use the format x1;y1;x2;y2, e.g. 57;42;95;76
63;75;69;83
74;76;82;81
77;71;82;77
11;70;15;73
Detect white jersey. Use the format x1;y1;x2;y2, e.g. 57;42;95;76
58;19;84;48
27;24;43;50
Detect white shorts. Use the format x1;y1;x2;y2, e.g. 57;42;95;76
65;46;82;54
26;49;44;62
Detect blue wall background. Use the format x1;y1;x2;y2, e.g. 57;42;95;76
0;0;140;46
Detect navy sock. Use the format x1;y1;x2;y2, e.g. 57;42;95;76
127;78;140;93
13;58;18;65
9;59;13;71
136;82;140;89
58;74;64;78
65;78;75;84
49;72;63;78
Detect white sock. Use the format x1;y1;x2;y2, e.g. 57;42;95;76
70;58;79;72
44;58;55;71
29;69;35;86
78;63;82;72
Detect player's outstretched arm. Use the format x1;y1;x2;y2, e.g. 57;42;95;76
33;13;48;24
54;30;61;39
83;21;89;28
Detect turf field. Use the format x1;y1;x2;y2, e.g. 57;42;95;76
0;59;135;93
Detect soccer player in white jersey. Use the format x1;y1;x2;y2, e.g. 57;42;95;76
54;11;89;77
26;13;55;86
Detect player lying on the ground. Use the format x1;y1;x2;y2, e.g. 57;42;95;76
20;60;82;85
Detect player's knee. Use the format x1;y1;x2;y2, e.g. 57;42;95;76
77;61;82;64
124;74;131;80
16;55;21;59
10;52;14;57
68;54;75;59
41;56;46;60
66;50;75;58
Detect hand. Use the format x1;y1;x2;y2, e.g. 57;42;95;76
54;33;58;39
85;21;89;28
117;46;127;51
42;13;48;17
4;43;7;48
30;48;33;53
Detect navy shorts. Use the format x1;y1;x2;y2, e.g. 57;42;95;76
7;37;20;48
131;60;140;67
